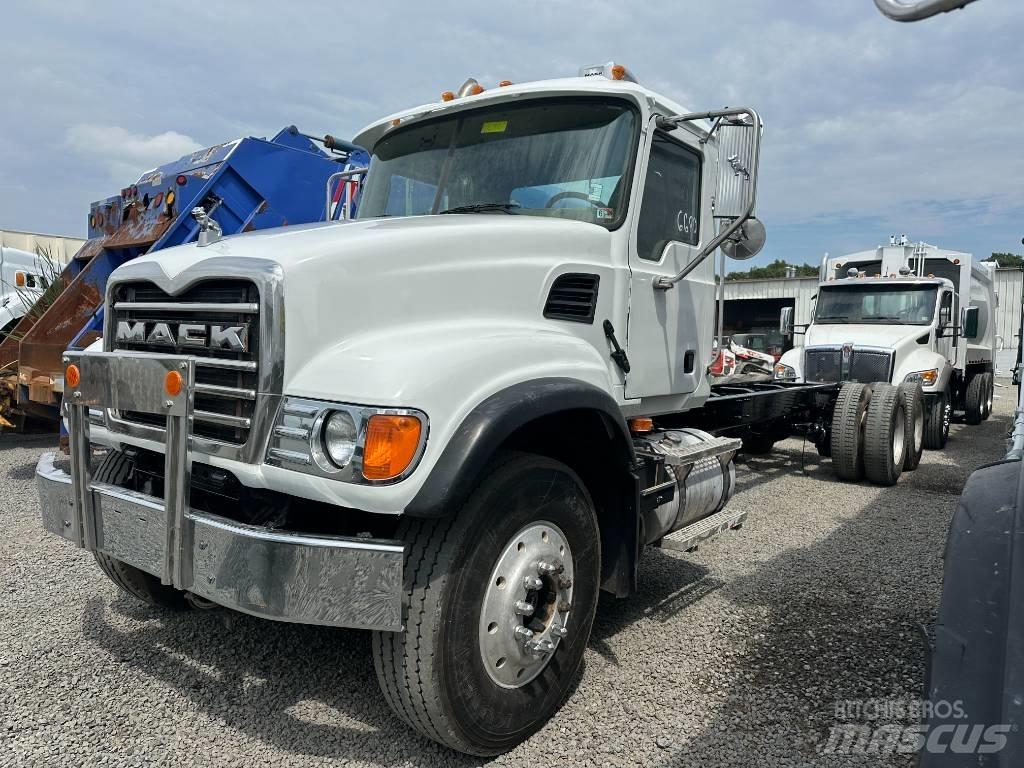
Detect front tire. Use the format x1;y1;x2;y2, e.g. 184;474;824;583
92;451;189;610
372;452;600;756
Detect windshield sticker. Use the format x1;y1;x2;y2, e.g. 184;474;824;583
596;208;614;219
588;182;603;201
480;120;509;134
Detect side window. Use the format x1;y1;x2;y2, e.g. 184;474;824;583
939;292;953;327
636;133;701;261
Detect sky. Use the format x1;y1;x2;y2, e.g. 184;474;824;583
2;0;1021;268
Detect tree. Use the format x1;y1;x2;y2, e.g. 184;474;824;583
725;259;819;281
990;252;1024;268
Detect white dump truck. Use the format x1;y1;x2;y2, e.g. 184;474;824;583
35;64;916;755
0;246;48;337
776;240;997;454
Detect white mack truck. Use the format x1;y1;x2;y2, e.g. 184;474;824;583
776;240;997;455
35;64;914;755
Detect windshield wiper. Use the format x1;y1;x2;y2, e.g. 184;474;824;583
862;315;907;323
438;202;521;215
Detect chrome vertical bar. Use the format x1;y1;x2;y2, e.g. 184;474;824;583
67;398;94;549
163;360;195;588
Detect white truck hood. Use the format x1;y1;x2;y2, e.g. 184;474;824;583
803;323;930;349
115;214;616;400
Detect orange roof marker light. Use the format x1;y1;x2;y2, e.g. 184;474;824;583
498;80;513;87
441;91;455;102
457;78;485;98
577;61;638;83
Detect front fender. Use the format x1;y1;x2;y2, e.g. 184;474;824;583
284;321;624;510
778;347;803;380
894;349;951;392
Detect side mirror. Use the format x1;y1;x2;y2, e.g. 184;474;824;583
962;306;979;338
780;306;794;335
721;217;766;261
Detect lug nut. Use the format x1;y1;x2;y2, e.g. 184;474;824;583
523;575;543;590
526;638;555;656
537;561;564;576
513;626;534;642
513;600;535;616
559;575;573;589
558;601;572;612
551;624;569;639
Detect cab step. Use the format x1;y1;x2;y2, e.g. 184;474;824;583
658;507;748;553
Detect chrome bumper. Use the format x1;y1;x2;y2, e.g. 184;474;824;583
37;350;404;632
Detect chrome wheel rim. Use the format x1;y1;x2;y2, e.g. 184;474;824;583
478;521;574;689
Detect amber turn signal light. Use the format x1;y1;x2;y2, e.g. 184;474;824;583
65;364;81;389
362;414;422;481
164;370;184;397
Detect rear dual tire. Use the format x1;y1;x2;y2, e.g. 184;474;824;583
863;383;906;487
830;382;910;485
965;374;986;425
923;389;950;449
831;383;872;482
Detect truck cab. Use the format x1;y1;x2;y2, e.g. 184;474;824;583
776;241;997;446
0;246;49;337
37;64;776;756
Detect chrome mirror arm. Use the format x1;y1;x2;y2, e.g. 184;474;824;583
654;107;762;290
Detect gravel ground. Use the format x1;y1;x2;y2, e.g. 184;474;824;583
1;383;1016;768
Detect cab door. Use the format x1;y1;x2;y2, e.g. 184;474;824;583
624;123;712;399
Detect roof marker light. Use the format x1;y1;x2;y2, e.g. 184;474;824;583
441;91;455;101
498;80;513;87
457;78;483;98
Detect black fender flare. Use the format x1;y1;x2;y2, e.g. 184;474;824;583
405;377;636;518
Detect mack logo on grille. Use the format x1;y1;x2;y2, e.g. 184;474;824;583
116;320;249;353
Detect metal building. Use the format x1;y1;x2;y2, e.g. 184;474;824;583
0;229;85;265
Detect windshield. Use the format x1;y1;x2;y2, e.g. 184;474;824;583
815;284;938;325
357;97;638;228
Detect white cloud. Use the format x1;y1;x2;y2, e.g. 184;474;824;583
63;124;203;182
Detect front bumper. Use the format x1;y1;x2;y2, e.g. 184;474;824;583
40;348;404;632
37;452;404;630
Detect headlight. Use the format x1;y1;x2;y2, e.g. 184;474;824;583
774;363;796;381
267;398;428;484
904;369;938;385
322;411;357;468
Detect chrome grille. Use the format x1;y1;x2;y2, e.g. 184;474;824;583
110;280;259;445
